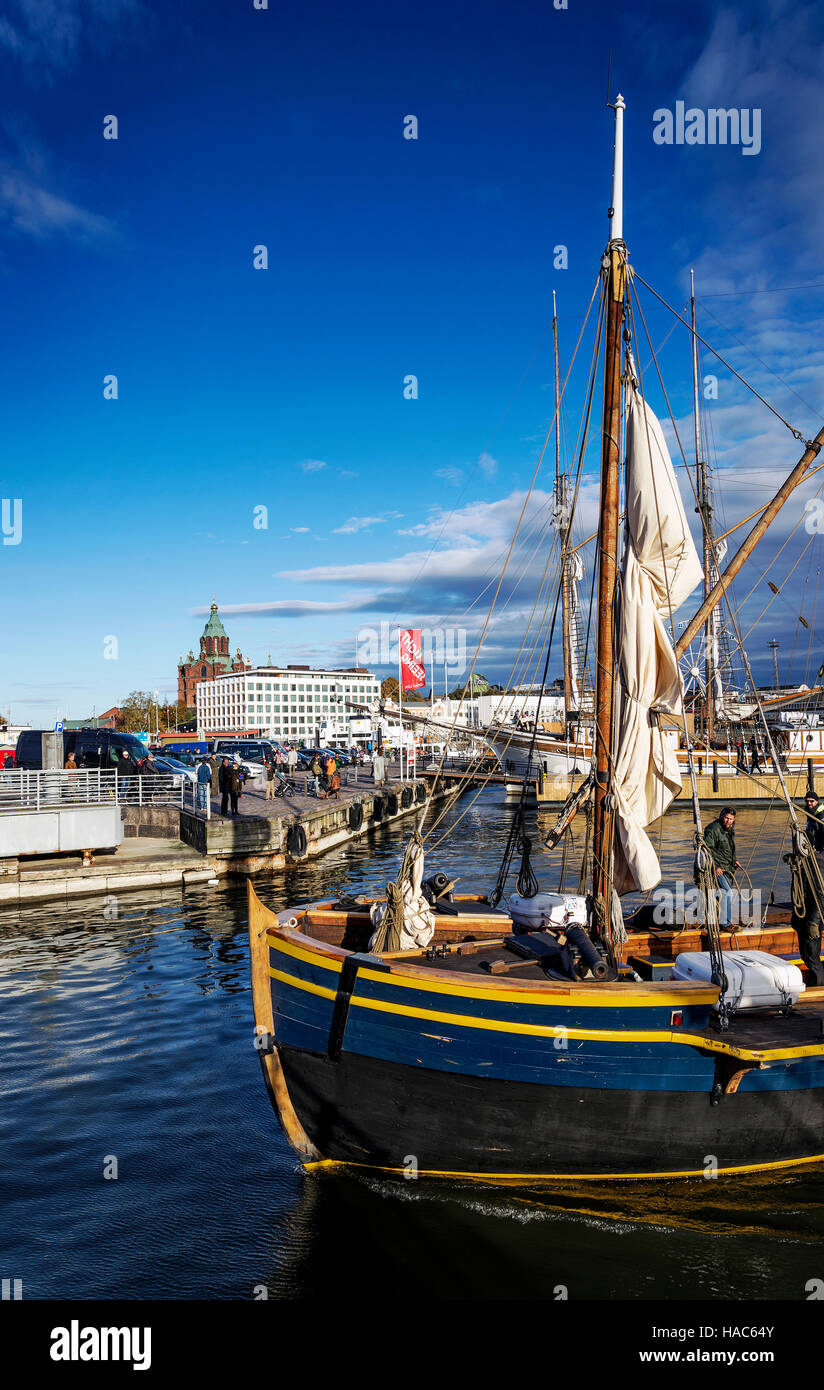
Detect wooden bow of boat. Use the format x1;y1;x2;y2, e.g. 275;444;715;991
249;884;320;1161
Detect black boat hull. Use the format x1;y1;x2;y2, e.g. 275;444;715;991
278;1043;824;1179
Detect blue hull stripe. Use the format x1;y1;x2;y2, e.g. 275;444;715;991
271;974;824;1095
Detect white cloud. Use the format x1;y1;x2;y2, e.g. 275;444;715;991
0;168;114;239
478;451;498;478
435;467;463;485
333;515;386;535
300;458;327;473
0;0;144;77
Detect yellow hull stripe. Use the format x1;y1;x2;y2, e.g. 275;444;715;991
269;966;824;1061
302;1151;824;1183
267;931;719;1008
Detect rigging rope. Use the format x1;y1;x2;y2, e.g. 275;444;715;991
419;273;603;828
631;269;816;449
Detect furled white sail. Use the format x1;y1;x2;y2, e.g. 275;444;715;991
612;381;703;893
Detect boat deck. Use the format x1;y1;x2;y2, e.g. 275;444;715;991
692;997;824;1052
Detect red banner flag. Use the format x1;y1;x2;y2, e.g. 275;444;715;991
399;628;426;691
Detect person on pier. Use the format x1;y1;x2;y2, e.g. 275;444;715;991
116;749;136;799
219;757;233;815
196;757;212;813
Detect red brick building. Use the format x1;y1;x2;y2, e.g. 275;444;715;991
177;602;251;708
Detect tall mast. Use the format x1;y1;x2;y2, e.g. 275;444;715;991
554;291;573;727
691;270;714;742
592;93;626;936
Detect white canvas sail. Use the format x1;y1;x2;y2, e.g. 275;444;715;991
612;381;703;893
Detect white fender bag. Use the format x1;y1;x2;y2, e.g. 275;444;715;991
673;949;805;1012
508;891;588;933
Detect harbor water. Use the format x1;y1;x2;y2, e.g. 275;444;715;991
1;789;821;1300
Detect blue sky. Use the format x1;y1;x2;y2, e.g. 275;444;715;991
2;0;824;725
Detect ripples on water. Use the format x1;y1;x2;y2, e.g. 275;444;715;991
0;790;821;1299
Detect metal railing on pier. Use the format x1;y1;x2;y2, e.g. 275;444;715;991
0;769;185;812
181;779;212;820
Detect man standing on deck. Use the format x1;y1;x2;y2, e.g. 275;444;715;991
735;741;747;775
704;806;741;928
803;791;824;853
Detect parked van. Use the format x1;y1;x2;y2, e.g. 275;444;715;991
15;728;148;771
213;738;279;766
15;730;76;769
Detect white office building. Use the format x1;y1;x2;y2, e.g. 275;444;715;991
196;665;381;744
424;693;566;729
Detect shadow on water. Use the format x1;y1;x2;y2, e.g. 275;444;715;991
0;789;821;1298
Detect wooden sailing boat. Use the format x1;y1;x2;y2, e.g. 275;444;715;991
249;95;824;1180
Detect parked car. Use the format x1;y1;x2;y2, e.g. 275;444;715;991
151;755;198;784
211;751;265;783
213;738;278;767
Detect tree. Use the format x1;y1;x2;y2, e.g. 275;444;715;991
118;692;195;733
380;676;425;702
118;691;156;732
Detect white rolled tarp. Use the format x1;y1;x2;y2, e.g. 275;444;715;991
612;383;703;894
368;836;435;951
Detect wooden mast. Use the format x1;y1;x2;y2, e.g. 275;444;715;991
690;270;714;742
592;94;626;935
675;424;824;659
554;291;573;731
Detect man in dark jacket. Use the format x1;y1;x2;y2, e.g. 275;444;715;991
219;758;232;815
704;807;740;927
116;749;136;799
228;761;241;815
803;791;824;853
208;755;219;797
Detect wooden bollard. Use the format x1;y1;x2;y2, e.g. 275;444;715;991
712;759;719;792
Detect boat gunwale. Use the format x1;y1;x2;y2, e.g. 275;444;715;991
268;902;723;1000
